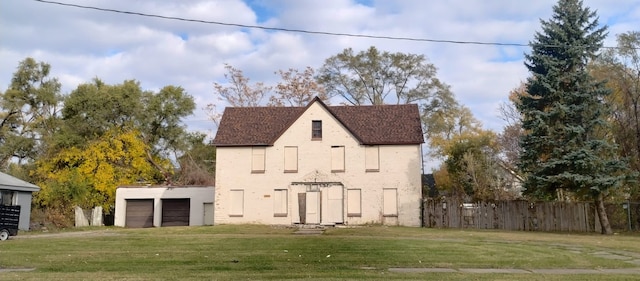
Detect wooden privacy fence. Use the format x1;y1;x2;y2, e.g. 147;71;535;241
423;199;594;232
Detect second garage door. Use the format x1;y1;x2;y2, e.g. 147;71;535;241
161;198;190;226
125;199;154;228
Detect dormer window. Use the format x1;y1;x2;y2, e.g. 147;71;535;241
312;120;322;140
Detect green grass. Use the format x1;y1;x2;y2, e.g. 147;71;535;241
0;225;639;280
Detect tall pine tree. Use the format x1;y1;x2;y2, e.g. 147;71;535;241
518;0;627;234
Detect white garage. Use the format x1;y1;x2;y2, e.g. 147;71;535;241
114;186;214;228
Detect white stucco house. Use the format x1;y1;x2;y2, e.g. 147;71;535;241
0;171;40;231
212;97;424;226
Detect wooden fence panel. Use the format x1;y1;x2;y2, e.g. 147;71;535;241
423;199;596;232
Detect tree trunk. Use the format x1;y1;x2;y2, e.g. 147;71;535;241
595;193;613;235
145;150;171;184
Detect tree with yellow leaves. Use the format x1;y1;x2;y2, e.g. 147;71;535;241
33;128;169;226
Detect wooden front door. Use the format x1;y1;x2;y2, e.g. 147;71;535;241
305;191;320;224
298;193;306;224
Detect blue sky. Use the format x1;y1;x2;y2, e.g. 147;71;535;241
1;0;639;168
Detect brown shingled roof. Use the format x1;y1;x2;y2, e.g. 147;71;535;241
213;98;424;146
330;104;424;145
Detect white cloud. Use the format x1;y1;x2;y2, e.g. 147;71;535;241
1;0;639;140
191;32;253;56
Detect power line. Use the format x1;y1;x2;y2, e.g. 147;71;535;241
32;0;531;47
33;0;626;49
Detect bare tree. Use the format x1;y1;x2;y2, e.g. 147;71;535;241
497;83;526;173
269;67;328;106
206;64;272;125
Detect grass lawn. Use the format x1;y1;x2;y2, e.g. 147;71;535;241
1;225;639;280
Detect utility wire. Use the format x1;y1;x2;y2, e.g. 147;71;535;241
32;0;528;47
34;0;626;49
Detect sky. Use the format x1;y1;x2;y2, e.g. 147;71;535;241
1;0;639;149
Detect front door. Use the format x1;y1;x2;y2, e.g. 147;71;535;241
203;202;214;226
321;185;344;225
305;191;320;224
295;184;344;225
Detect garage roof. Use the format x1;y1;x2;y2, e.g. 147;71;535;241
0;172;40;192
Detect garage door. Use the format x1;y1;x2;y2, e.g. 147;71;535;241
125;199;154;228
161;199;190;226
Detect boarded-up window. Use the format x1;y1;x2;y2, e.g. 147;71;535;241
383;188;398;217
229;190;244;217
365;145;379;172
312;120;322;139
284;146;298;173
347;189;361;217
252;147;265;173
331;146;345;172
274;189;288;217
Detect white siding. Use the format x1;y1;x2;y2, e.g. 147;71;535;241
284;146;298;172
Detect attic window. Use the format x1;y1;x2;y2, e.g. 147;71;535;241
312;120;322;140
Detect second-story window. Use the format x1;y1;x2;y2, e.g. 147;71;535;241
284;146;298;173
331;145;345;172
251;147;265;173
312;120;322;140
365;145;380;172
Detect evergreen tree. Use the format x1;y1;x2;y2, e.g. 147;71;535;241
518;0;627;234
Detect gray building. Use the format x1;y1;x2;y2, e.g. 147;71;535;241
0;172;40;230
